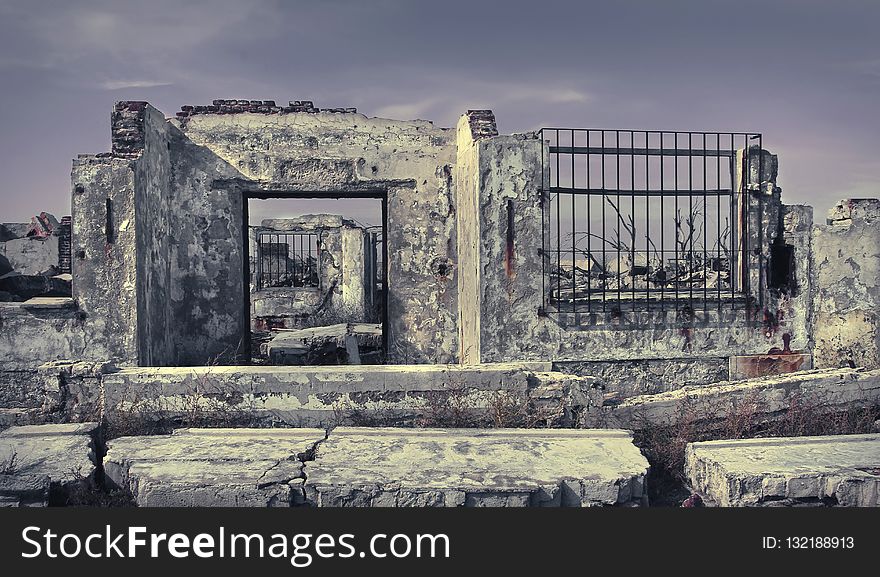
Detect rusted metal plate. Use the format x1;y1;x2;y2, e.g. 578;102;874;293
729;353;812;381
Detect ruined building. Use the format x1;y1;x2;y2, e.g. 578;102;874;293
0;100;878;507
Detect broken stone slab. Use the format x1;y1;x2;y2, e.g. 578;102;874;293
0;272;70;300
586;367;880;431
304;428;649;507
0;235;59;276
685;434;880;506
265;323;383;365
0;422;99;502
103;428;327;506
20;296;76;310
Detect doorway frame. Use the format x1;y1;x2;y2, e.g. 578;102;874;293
243;189;389;363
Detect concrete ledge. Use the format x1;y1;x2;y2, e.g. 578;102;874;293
304;427;649;507
685;434;880;506
101;363;595;429
103;428;327;507
588;367;880;430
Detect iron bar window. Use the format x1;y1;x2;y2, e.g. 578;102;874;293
540;128;762;316
256;232;319;290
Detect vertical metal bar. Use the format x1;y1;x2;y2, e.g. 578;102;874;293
674;132;679;309
616;130;621;307
716;134;722;309
630;131;636;309
556;130;561;312
659;131;665;313
688;132;694;311
702;132;708;314
571;129;577;314
586;130;592;313
730;133;736;309
540;130;546;312
601;131;607;314
757;134;764;310
742;135;749;304
645;131;650;313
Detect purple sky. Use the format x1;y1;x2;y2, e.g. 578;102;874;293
1;0;878;223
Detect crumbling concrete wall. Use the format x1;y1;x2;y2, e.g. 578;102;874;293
166;120;246;364
811;199;880;370
476;136;807;370
554;357;729;397
251;215;368;329
134;105;175;366
173;107;458;364
70;102;179;367
71;152;140;365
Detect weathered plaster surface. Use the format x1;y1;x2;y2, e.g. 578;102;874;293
811;199;880;369
71;156;139;364
104;428;326;507
175;112;459;364
554;357;729;397
134;106;175;366
477;136;803;368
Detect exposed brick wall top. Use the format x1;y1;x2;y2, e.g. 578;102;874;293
466;110;498;140
175;99;357;118
111;101;148;157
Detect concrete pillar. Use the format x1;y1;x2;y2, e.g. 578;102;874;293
454;113;484;364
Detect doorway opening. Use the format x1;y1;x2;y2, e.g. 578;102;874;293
244;192;387;366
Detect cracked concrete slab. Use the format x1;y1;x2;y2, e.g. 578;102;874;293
0;422;98;506
587;367;880;431
685;433;880;506
103;428;326;507
304;428;649;507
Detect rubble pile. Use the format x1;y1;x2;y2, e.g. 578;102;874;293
0;212;71;302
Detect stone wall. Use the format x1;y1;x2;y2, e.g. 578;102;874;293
0;302;87;372
71;152;140;365
134;105;175;366
476;134;809;373
173;107;459;364
811;199;880;369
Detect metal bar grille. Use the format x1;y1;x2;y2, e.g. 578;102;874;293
540;128;761;315
256;232;319;290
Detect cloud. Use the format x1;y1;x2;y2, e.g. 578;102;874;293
100;79;173;90
373;98;442;120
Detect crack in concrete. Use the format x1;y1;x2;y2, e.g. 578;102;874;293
293;428;330;505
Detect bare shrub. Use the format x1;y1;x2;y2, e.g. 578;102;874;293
1;450;18;475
